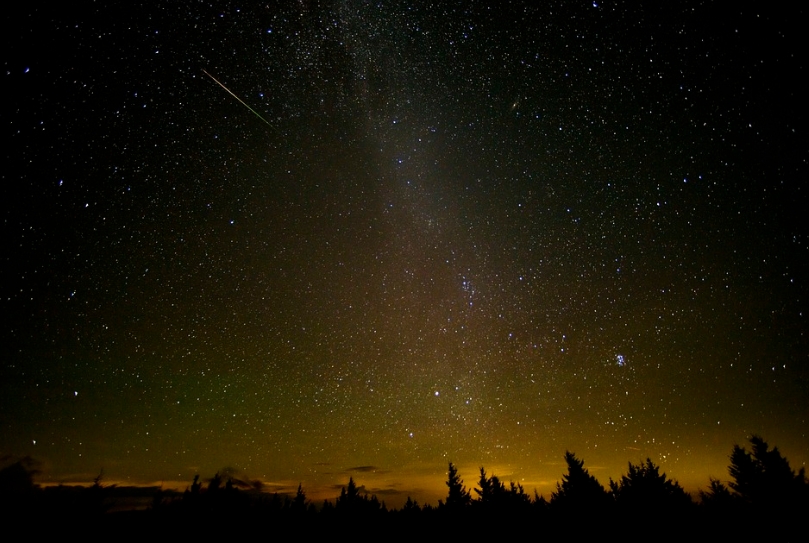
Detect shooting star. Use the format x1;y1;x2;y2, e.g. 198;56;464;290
202;69;274;130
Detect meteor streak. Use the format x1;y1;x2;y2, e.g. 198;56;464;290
202;69;274;130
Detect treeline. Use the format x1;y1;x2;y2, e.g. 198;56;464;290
1;436;806;536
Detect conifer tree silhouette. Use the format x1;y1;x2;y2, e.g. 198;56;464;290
472;467;531;516
728;435;808;512
0;457;40;516
291;483;307;515
336;476;362;513
474;467;504;504
190;474;202;494
609;458;691;514
551;451;609;512
444;462;471;510
402;496;421;513
208;472;222;492
699;477;734;513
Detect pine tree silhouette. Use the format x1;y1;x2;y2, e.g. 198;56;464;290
551;451;610;513
472;467;532;516
336;476;363;514
610;458;691;514
474;467;504;504
291;483;307;515
699;477;734;513
444;462;471;511
728;435;808;513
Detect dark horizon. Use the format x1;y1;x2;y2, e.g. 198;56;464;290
3;435;807;537
4;430;807;511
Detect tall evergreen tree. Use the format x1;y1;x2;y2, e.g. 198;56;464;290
474;467;504;504
291;483;307;515
336;476;362;511
551;451;610;512
728;435;808;510
445;462;471;510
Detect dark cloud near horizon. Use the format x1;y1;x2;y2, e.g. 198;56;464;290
347;466;381;473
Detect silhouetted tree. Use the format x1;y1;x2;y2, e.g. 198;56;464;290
533;490;549;518
368;494;385;513
291;483;307;515
728;435;808;513
190;474;202;494
208;472;223;492
610;458;692;515
335;476;365;516
551;451;610;514
473;467;532;516
0;457;39;496
0;456;40;516
699;477;735;514
402;496;421;513
83;469;115;517
506;480;533;513
474;467;506;504
338;477;359;504
444;462;471;511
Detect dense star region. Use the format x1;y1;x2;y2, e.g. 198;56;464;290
2;1;807;508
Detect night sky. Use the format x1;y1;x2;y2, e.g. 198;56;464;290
3;2;807;507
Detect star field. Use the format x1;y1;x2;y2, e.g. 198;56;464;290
2;2;807;506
